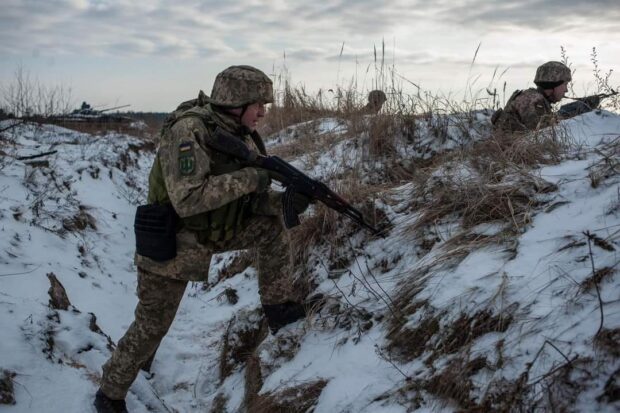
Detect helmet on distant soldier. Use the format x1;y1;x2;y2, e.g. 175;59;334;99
368;90;387;106
534;61;572;89
207;65;274;108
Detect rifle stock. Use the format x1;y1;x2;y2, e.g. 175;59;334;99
208;127;382;235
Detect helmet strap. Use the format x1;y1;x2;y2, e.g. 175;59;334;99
239;104;249;119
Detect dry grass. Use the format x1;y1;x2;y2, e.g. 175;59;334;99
218;310;267;383
402;132;564;238
587;136;620;188
0;370;16;405
286;178;388;269
246;379;328;413
425;356;488;409
580;266;615;293
61;206;97;232
259;83;337;137
268;121;348;161
209;393;229;413
386;301;441;362
594;328;620;357
386;299;513;366
598;367;620;403
216;251;254;284
432;310;512;358
396;350;598;412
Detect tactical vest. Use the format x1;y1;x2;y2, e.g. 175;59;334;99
491;89;523;126
147;92;266;244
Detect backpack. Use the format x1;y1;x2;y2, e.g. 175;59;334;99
160;90;210;134
491;89;523;125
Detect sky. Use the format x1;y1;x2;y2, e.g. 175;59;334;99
1;0;620;112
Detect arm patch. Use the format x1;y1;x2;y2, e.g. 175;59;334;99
178;142;195;175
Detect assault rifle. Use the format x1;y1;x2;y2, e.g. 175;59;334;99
208;127;382;236
558;90;618;118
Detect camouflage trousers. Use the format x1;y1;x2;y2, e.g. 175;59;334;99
99;215;302;400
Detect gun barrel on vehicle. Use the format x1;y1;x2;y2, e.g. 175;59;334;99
98;104;131;113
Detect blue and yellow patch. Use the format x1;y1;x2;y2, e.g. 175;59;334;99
178;142;195;175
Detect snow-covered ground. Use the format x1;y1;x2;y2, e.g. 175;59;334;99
0;110;618;412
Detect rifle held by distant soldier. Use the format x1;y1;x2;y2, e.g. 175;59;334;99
558;90;618;118
209;127;382;235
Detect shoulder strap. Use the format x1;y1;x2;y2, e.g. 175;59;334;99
506;89;523;104
160;90;211;138
250;131;267;155
492;90;523;125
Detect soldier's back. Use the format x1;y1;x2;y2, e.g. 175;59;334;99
493;88;553;133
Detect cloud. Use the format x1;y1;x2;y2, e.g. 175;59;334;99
5;0;613;66
439;0;620;31
0;0;429;60
283;48;328;62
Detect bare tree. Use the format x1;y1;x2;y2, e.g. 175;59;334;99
1;64;73;118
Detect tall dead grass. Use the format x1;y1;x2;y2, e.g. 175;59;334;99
246;379;327;413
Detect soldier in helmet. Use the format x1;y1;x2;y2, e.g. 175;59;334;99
362;89;387;114
94;65;311;413
492;61;573;132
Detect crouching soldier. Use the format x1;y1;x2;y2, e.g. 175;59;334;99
492;61;573;133
94;65;312;413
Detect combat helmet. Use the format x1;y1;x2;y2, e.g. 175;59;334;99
207;65;273;108
368;89;387;105
534;61;572;89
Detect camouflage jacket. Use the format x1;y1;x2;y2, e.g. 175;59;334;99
136;99;281;280
492;88;555;133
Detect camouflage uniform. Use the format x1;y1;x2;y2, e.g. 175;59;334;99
492;88;555;132
99;66;306;402
493;61;572;133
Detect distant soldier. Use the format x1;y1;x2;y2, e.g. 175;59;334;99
492;61;572;133
94;65;312;413
362;89;387;114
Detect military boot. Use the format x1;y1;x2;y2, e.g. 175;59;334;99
140;350;156;375
94;389;128;413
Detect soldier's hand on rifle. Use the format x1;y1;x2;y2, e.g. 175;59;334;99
268;170;287;184
292;192;311;214
581;95;601;109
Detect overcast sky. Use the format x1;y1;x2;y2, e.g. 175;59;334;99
1;0;619;112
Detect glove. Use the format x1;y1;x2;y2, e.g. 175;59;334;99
558;101;590;118
268;170;287;184
255;168;271;193
581;95;601;109
292;192;311;215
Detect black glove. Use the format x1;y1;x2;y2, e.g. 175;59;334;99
581;95;601;109
292;192;311;214
558;101;590;118
255;168;271;192
268;170;287;184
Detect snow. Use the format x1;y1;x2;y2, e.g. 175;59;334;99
1;110;619;412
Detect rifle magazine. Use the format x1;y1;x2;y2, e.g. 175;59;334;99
282;187;301;229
